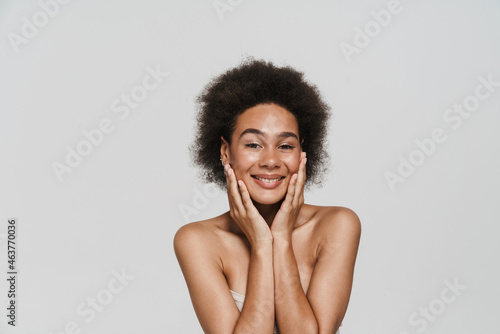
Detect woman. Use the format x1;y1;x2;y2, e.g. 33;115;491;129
174;59;361;333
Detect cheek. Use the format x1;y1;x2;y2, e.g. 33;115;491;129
285;157;301;173
232;152;256;168
230;155;253;179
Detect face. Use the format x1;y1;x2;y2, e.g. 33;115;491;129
220;103;303;205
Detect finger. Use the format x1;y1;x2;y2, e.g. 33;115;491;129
226;164;245;213
299;156;307;185
237;180;255;211
282;173;298;209
294;155;307;205
224;164;236;212
298;152;306;181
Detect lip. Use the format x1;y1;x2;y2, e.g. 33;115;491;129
251;174;285;189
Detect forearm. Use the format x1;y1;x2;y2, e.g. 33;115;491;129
273;236;318;334
234;240;275;334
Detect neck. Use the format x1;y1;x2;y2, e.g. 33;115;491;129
227;198;284;236
252;199;284;226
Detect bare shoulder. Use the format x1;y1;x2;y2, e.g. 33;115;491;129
319;206;360;228
173;216;226;261
173;215;243;333
308;205;362;249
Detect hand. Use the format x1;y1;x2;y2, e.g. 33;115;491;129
224;163;273;247
270;152;307;240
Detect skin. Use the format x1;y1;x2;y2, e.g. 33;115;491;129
174;103;361;334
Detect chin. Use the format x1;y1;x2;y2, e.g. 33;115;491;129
248;189;287;205
252;197;283;205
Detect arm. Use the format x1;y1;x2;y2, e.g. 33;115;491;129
174;223;240;333
306;207;361;333
235;239;275;334
273;234;318;333
173;224;275;334
274;208;361;334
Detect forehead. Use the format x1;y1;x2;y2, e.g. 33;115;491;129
233;103;298;136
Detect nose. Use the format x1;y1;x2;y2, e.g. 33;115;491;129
259;147;281;169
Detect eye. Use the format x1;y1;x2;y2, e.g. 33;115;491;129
245;143;261;149
279;144;294;150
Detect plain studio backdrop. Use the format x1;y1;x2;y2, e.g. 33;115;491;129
1;0;499;333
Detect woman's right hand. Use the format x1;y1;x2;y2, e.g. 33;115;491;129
224;163;273;247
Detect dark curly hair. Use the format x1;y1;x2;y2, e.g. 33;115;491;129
190;58;331;191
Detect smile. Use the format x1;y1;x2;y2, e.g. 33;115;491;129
251;175;286;189
252;176;285;183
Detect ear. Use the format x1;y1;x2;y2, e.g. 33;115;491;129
220;136;230;164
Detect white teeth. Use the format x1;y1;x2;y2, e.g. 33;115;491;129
254;176;283;183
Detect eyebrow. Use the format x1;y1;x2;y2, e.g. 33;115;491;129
239;128;299;141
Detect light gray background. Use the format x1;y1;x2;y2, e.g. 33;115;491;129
1;1;499;333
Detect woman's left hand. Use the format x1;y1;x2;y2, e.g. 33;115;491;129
270;152;307;240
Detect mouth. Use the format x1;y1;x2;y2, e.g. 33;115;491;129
251;175;286;189
251;175;285;183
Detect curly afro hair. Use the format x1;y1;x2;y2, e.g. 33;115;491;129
190;58;331;191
